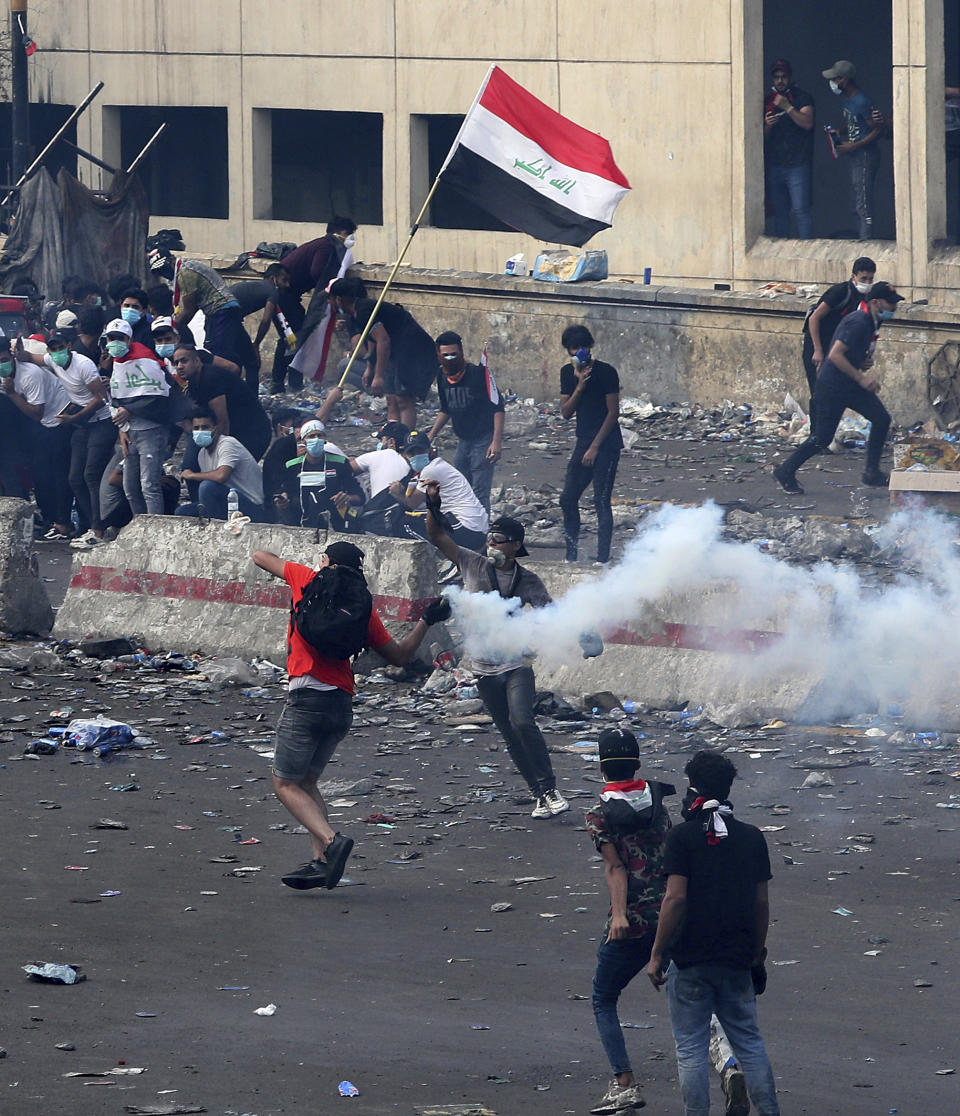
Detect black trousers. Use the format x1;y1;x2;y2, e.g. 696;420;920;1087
32;423;73;526
780;366;890;477
475;666;556;797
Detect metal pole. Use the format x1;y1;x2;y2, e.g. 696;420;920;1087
10;0;29;186
124;123;166;176
1;80;104;206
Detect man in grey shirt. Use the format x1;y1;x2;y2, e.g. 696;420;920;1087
424;486;569;819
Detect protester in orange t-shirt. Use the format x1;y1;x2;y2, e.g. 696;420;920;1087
252;540;450;890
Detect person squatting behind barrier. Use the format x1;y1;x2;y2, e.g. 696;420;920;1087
251;540;451;891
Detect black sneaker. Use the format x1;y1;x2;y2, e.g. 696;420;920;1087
772;464;804;494
322;833;354;889
862;468;889;487
281;858;327;890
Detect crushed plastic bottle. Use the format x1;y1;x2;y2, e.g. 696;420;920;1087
63;717;135;752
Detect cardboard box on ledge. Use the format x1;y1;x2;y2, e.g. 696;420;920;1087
891;439;960;514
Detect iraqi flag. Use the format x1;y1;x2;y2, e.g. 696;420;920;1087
438;65;630;247
480;344;499;405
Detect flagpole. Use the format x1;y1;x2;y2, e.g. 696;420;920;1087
336;174;444;390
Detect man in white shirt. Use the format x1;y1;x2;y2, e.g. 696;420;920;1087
390;431;489;549
22;328;116;548
2;335;75;539
176;408;267;522
349;420;411;498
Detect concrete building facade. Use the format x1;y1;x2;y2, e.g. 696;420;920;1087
16;0;958;303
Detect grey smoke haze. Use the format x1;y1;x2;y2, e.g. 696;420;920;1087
446;502;960;725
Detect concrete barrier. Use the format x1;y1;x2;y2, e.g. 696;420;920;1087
0;497;53;634
53;516;442;663
524;561;829;722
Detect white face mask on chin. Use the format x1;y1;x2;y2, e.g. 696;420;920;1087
829;80;842;95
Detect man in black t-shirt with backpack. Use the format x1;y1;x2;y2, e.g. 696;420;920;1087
801;256;875;432
647;751;780;1116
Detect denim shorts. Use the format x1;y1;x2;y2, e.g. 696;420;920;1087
272;687;353;781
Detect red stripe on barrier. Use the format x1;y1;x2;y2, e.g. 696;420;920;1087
609;622;783;655
68;565;782;652
67;565;430;622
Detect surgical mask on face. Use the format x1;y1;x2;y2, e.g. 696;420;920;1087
50;349;70;367
877;309;895;322
829;80;842;95
305;437;325;457
343;235;356;248
93;296;102;306
854;281;873;295
156;343;176;359
409;453;430;472
120;307;142;324
193;429;214;448
0;360;12;376
106;340;129;358
375;441;384;451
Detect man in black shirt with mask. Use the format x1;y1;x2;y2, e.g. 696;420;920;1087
559;324;623;564
647;751;780;1116
775;281;904;494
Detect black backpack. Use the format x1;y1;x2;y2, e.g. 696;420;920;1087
292;566;373;660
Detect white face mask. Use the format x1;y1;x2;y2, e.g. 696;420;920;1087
343;235;356;249
829;80;842;96
854;281;873;295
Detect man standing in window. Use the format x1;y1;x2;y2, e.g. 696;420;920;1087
823;60;883;240
763;58;815;239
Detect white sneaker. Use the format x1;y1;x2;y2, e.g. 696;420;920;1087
591;1079;645;1113
69;531;100;550
543;788;570;816
531;796;552;819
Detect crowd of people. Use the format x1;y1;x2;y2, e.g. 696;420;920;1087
0;242;624;567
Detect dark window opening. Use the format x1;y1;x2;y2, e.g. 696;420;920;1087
270;109;382;224
762;1;894;241
118;105;228;219
0;102;77;186
424;114;512;232
946;2;960;243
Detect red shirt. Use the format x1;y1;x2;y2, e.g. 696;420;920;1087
283;562;390;695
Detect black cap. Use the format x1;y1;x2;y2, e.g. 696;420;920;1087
324;541;365;570
48;328;73;345
598;727;641;764
378;420;410;448
488;515;529;557
404;431;431;455
868;281;905;305
770;58;792;76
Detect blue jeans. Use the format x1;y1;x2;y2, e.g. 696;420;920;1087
454;435;496;513
766;162;813;239
592;933;656;1075
666;963;779;1116
123;424;168;515
176;479;267;521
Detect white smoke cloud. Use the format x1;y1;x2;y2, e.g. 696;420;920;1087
446;502;960;726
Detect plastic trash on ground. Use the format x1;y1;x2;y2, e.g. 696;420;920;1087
23;962;86;984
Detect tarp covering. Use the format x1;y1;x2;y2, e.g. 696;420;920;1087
0;167;148;298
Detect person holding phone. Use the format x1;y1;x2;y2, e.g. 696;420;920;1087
763;58;815;239
1;335;75;539
558;325;623;564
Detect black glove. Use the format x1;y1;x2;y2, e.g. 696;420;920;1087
423;597;452;625
751;947;768;996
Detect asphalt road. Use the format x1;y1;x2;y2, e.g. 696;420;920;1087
2;407;952;1116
